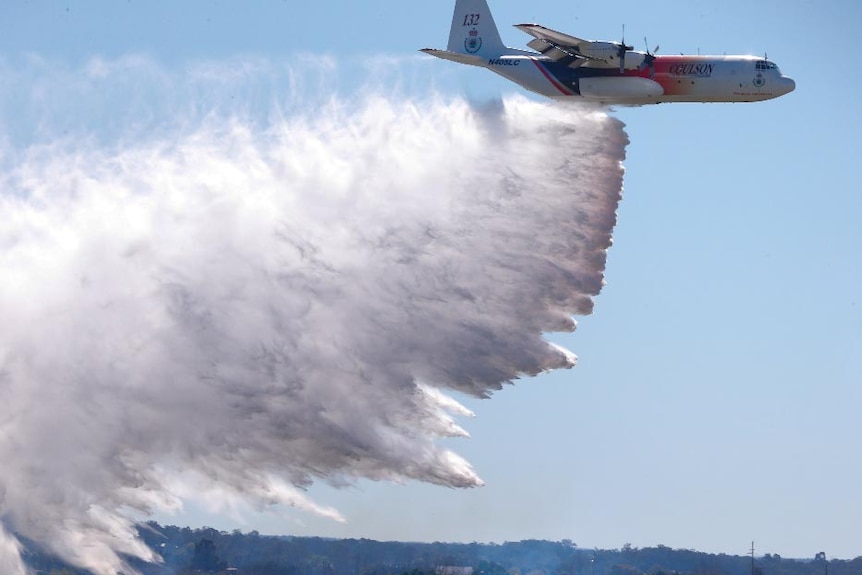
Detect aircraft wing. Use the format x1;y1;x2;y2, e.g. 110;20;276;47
515;24;589;50
514;24;611;67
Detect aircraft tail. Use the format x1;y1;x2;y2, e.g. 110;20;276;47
422;0;529;66
446;0;508;57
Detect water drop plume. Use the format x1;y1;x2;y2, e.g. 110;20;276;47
0;59;627;574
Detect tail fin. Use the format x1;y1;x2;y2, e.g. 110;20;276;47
446;0;507;57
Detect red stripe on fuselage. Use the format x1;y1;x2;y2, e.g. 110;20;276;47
530;59;573;96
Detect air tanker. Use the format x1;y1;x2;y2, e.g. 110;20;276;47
422;0;795;105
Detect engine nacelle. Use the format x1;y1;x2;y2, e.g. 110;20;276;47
578;46;648;70
620;52;647;69
576;41;620;61
580;48;647;70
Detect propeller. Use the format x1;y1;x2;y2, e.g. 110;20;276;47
642;37;659;79
618;24;633;74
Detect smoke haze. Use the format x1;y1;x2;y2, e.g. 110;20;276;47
0;57;627;574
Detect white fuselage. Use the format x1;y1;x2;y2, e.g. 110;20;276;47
483;54;796;105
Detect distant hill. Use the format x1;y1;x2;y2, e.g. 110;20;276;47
22;523;860;575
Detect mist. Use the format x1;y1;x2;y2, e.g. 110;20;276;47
0;57;627;574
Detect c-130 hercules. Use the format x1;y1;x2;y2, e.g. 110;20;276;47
422;0;795;105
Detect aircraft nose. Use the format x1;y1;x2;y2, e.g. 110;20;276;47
781;76;796;94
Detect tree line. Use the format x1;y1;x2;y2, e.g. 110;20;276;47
25;523;862;575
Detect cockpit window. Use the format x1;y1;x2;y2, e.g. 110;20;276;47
756;60;779;71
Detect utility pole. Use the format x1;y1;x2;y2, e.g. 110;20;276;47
749;541;755;575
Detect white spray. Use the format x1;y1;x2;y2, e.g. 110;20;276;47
0;57;627;575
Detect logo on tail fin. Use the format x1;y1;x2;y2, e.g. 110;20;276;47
464;28;483;54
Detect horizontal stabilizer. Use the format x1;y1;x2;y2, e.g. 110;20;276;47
420;48;486;67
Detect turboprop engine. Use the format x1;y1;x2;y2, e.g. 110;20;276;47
576;41;623;61
578;43;648;71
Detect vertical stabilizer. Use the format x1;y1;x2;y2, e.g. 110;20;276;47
447;0;507;57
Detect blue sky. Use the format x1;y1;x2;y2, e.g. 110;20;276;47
1;0;860;562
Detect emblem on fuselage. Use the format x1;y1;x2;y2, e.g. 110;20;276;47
465;28;482;54
753;73;766;88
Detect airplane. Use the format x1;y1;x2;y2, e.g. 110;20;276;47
421;0;795;105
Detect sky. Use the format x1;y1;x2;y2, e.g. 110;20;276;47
0;0;860;567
